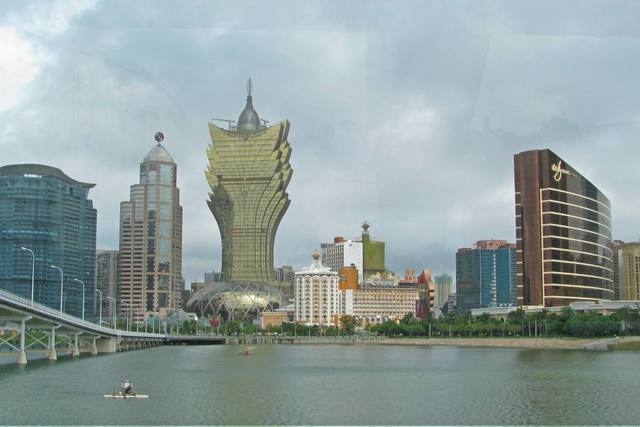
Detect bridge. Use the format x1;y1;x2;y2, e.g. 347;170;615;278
0;288;224;365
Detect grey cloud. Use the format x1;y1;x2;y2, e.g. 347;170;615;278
2;0;640;286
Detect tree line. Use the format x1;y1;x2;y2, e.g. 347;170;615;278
368;308;640;338
169;308;640;338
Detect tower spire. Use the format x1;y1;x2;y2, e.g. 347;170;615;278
237;78;260;132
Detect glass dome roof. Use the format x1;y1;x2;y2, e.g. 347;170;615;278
186;282;286;321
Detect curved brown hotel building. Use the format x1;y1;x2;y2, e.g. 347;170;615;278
514;149;613;307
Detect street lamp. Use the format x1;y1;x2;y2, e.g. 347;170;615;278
106;296;116;330
49;265;64;313
95;289;102;326
20;247;35;303
73;278;85;321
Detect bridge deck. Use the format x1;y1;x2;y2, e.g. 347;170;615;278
0;288;225;364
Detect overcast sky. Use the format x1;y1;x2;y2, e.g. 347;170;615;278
2;0;640;286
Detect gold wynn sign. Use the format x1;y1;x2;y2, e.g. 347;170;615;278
551;160;575;182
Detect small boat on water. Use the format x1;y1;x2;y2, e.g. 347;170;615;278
238;350;250;356
104;381;149;399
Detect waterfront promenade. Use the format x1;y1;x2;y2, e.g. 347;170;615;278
225;334;640;350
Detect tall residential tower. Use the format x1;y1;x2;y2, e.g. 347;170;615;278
118;137;183;321
619;242;640;300
433;273;453;309
95;250;118;321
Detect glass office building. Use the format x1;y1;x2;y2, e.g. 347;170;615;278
0;164;97;318
456;241;516;312
514;149;613;306
495;246;517;305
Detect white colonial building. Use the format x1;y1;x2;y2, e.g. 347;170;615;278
295;252;340;326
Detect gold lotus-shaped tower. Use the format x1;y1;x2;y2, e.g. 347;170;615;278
205;79;293;283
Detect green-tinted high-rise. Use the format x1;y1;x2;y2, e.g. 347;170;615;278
206;80;293;283
0;164;97;319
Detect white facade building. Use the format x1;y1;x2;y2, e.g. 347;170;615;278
295;253;340;326
320;238;363;283
341;285;418;324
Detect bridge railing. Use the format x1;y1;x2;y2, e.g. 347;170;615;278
0;288;164;339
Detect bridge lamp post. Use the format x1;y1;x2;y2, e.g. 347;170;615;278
95;289;102;326
20;247;35;304
49;265;64;313
106;296;116;330
73;278;85;321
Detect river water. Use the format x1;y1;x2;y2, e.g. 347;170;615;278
1;344;638;425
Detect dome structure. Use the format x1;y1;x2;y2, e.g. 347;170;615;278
186;282;286;322
144;143;174;163
295;251;337;277
236;78;262;133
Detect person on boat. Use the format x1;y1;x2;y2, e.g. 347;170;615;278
122;381;134;395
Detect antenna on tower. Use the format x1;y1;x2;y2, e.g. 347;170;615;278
211;118;236;130
247;78;253;98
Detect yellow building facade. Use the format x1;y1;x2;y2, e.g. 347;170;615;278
206;81;293;283
621;243;640;300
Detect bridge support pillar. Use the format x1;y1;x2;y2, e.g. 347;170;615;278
97;337;117;353
17;317;30;365
72;333;81;357
48;326;60;361
91;337;98;356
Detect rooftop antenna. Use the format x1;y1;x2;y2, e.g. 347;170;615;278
210;118;236;130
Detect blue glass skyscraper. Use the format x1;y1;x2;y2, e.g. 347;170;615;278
0;164;97;318
495;245;517;306
456;240;516;312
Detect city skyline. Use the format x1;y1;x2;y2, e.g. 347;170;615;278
4;1;640;284
3;3;640;426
